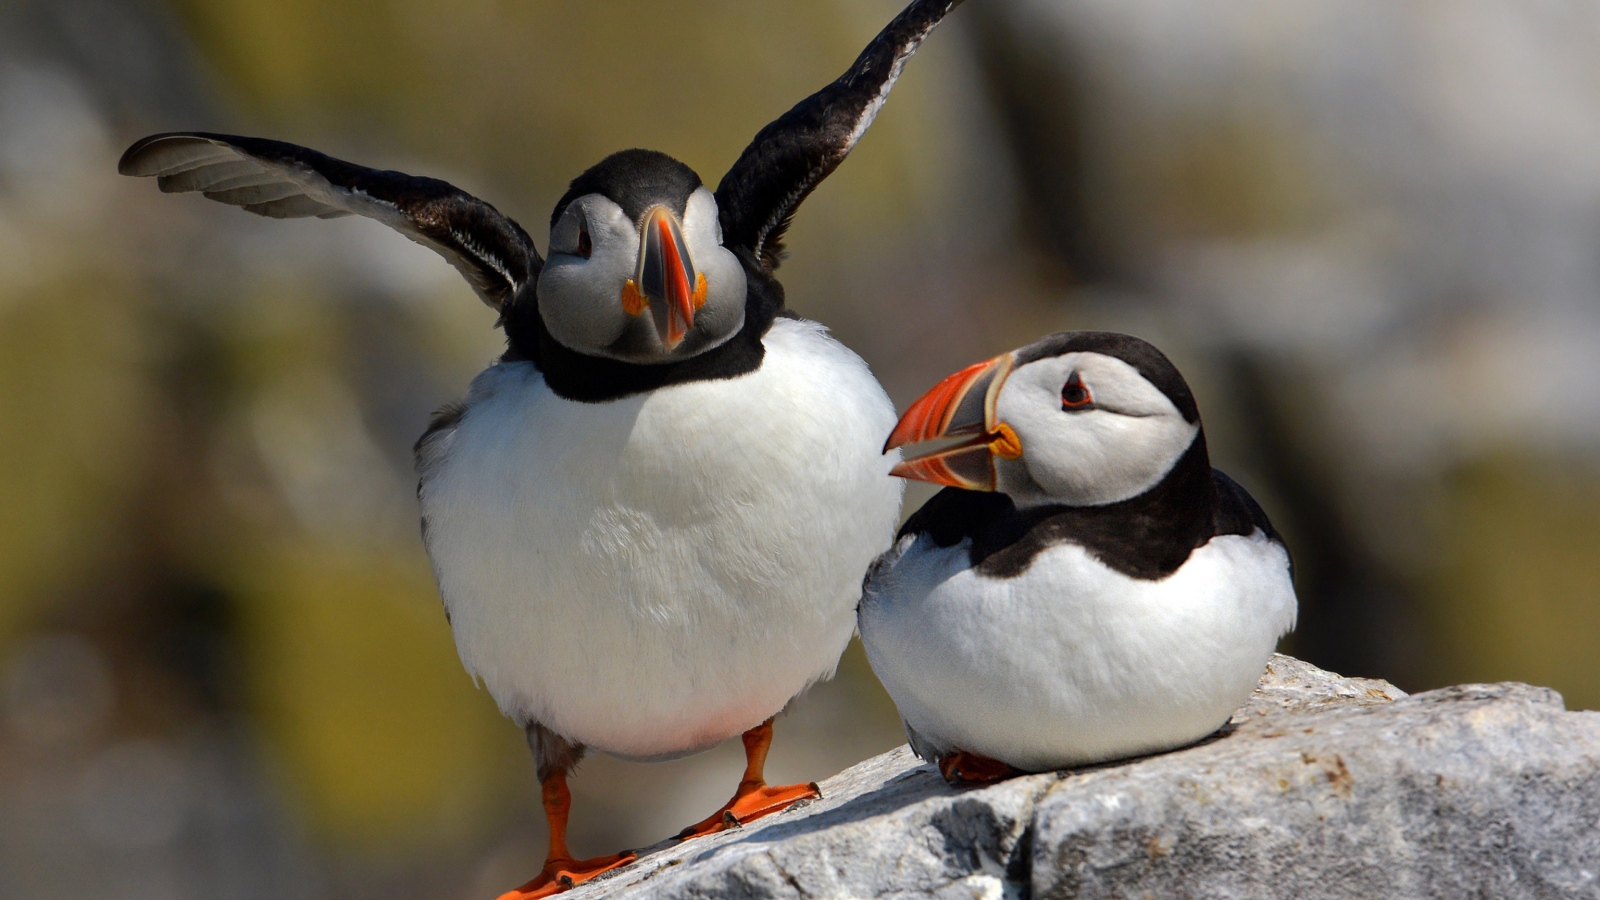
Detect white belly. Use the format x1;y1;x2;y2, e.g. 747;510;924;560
420;318;902;758
859;532;1296;771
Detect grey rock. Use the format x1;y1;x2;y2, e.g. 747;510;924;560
563;656;1600;899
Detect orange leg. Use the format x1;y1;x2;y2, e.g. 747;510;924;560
937;751;1018;785
494;773;635;900
677;718;821;840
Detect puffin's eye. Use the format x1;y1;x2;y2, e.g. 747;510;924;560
577;228;592;258
1061;372;1093;410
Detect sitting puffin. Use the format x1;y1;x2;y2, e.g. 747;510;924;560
859;332;1297;783
118;0;967;895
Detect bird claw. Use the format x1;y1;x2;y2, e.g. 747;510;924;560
677;780;821;840
494;852;635;899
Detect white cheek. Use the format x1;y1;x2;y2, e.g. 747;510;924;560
683;187;748;344
682;188;722;248
694;250;747;342
535;222;639;352
1034;415;1199;505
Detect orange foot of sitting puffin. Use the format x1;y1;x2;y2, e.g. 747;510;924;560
494;773;636;899
937;751;1019;785
677;718;822;840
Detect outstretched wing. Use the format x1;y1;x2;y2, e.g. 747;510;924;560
118;132;541;311
715;0;966;273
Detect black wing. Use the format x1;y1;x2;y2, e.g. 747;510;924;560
118;132;541;312
715;0;966;273
1211;468;1294;579
1211;469;1285;545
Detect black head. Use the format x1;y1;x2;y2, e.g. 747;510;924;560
1013;331;1199;424
550;149;703;229
537;150;748;364
886;331;1205;507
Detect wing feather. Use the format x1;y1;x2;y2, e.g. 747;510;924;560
715;0;966;272
119;132;541;311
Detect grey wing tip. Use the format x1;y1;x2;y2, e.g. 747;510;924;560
118;132;220;177
119;132;349;220
116;132;178;176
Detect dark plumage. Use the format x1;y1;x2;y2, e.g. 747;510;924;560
500;239;785;401
897;449;1286;581
117;132;540;311
891;330;1284;580
717;0;968;272
551;149;703;229
1013;331;1199;423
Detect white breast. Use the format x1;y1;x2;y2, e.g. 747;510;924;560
859;531;1296;771
420;318;902;759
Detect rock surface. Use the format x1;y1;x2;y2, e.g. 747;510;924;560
564;656;1600;899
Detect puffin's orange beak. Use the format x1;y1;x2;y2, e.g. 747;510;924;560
622;205;708;350
884;353;1021;491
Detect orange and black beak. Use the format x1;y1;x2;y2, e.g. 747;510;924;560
622;205;708;350
884;353;1023;491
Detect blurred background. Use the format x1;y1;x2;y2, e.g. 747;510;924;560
2;0;1598;896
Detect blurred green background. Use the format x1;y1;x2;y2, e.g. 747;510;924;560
2;1;1597;897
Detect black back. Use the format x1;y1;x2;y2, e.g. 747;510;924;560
898;433;1289;581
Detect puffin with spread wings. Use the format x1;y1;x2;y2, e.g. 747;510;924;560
119;1;966;895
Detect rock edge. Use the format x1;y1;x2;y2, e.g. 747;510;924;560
556;655;1600;899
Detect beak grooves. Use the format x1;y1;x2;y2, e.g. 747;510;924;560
884;353;1019;492
889;441;1001;491
627;205;700;349
884;355;1012;452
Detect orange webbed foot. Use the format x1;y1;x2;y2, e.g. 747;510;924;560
493;851;636;900
937;751;1018;785
676;779;822;840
